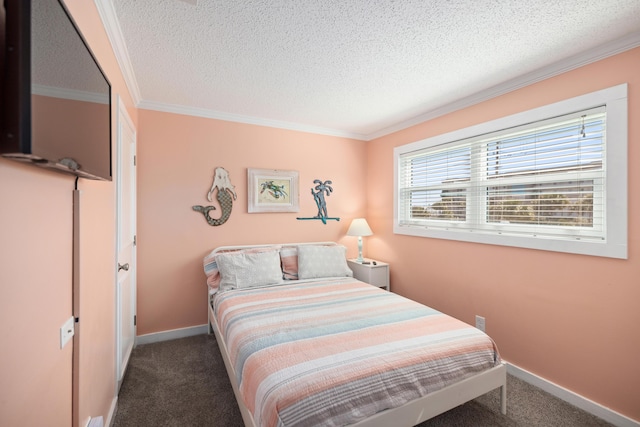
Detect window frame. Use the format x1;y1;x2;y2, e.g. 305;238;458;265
393;84;628;259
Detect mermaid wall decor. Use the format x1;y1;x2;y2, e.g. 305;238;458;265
193;166;237;226
296;179;340;224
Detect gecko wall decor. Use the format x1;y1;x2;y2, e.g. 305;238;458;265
193;166;237;226
296;179;340;224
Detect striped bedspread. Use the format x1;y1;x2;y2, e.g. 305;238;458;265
213;278;500;427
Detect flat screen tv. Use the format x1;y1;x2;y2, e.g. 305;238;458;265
1;0;112;181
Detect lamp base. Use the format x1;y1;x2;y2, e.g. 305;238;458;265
356;237;364;263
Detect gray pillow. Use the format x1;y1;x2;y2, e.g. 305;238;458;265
216;249;283;290
297;245;352;279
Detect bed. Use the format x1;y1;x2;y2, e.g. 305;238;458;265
204;242;506;427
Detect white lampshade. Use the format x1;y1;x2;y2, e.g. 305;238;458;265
347;218;373;263
347;218;373;237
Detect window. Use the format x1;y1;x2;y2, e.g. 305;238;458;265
394;84;627;259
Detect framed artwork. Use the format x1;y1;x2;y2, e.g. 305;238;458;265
247;168;299;213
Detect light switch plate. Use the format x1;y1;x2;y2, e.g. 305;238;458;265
60;316;75;349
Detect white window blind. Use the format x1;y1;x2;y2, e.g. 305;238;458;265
394;84;628;259
398;107;606;240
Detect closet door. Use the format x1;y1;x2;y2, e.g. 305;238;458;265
116;97;137;389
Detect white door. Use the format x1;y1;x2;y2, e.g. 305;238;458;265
116;97;137;389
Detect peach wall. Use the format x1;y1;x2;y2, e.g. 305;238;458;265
367;48;640;421
136;110;366;335
74;179;117;427
1;1;137;426
0;163;73;426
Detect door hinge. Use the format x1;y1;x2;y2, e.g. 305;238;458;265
134;315;137;326
133;155;136;166
133;235;137;246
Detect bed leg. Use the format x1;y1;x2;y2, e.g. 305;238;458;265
500;382;507;415
207;299;214;335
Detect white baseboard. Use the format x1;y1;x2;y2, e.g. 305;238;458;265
83;397;116;427
105;396;117;427
135;324;208;346
506;362;639;427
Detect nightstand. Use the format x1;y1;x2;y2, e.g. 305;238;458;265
347;259;390;291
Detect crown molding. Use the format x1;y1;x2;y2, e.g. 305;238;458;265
366;31;640;140
138;100;368;140
94;0;141;105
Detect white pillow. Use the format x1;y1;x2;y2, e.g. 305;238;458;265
297;245;352;279
216;249;283;290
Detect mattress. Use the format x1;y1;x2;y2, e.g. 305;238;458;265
213;277;501;427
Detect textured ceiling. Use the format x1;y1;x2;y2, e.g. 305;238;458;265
103;0;640;139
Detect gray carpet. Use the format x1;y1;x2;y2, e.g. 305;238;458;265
113;334;613;427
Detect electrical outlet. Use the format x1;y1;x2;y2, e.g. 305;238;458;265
60;316;75;349
475;315;486;332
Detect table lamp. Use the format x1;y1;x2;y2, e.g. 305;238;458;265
347;218;373;263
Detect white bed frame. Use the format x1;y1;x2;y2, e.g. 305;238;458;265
206;242;507;427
